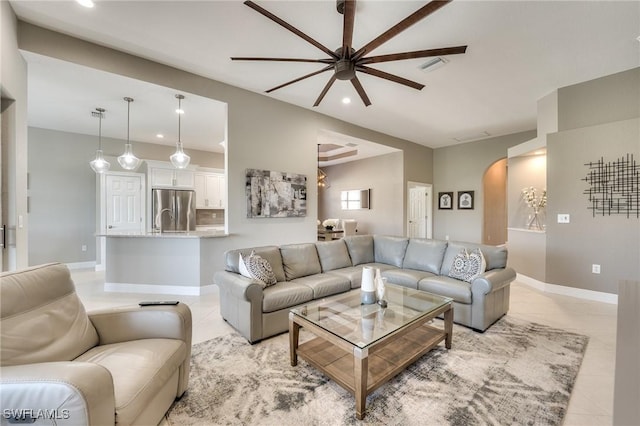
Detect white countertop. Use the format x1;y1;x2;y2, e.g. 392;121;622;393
97;230;228;239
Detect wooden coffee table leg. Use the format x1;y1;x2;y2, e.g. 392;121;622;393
444;305;453;349
353;348;368;420
289;313;300;366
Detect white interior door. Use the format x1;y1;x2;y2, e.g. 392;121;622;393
407;182;432;239
106;174;144;232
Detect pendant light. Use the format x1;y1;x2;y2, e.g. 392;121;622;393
89;107;110;174
117;97;141;170
170;94;191;169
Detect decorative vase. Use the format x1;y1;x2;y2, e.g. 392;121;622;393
375;274;387;307
360;267;376;305
527;208;543;230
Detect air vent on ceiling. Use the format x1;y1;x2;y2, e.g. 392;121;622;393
453;131;490;143
419;57;448;73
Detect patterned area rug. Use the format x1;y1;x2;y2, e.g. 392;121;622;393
166;317;588;425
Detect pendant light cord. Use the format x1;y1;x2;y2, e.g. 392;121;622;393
178;96;182;144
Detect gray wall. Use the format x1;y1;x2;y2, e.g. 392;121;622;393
27;127;224;265
433;130;536;242
318;152;404;236
545;67;639;294
17;22;434;272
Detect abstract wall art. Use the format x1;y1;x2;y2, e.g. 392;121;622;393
246;169;307;218
582;153;639;218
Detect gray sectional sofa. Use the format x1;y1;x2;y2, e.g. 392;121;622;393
215;235;516;343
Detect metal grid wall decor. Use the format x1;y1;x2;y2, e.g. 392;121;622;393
582;153;639;218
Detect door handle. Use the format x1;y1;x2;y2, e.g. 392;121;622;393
0;224;5;249
108;225;114;229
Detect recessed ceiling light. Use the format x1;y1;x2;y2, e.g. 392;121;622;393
156;134;164;139
342;97;351;105
76;0;95;8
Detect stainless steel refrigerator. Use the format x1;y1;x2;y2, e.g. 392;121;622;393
152;189;196;232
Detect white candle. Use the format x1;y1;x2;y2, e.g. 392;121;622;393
361;267;375;292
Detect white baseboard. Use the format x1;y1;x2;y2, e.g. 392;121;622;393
66;261;97;270
517;273;618;304
95;264;105;272
104;282;217;296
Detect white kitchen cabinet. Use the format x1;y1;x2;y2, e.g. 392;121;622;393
194;172;225;208
150;167;194;189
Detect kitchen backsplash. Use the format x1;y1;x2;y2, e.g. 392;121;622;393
196;209;225;226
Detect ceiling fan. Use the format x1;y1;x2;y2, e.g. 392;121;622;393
231;0;467;107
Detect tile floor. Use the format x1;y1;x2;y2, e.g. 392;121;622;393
71;269;618;425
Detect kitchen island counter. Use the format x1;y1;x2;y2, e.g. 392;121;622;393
100;231;227;295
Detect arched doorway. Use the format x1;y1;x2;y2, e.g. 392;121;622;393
483;158;507;245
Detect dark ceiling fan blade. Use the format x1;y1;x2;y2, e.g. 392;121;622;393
231;57;335;64
353;0;452;59
350;76;372;107
265;65;333;93
342;0;356;57
358;45;467;64
357;65;425;90
313;75;337;107
244;1;339;59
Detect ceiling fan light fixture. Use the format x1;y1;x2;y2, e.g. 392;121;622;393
419;57;448;73
89;107;110;174
117;97;141;170
170;94;191;169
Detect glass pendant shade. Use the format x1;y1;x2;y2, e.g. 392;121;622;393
118;97;140;170
89;107;110;174
170;94;190;169
90;150;110;173
170;142;190;169
118;143;141;170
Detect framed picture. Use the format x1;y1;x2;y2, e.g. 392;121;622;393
245;169;307;218
457;190;474;210
438;192;453;210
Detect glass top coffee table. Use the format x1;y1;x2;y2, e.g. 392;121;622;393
289;283;453;420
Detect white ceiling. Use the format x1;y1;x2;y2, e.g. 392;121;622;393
10;0;640;152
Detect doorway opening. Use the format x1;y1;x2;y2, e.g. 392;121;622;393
483;158;508;245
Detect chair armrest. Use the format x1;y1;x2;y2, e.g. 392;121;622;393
471;267;516;295
88;303;192;346
0;362;115;425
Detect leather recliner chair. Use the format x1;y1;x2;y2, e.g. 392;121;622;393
0;263;192;425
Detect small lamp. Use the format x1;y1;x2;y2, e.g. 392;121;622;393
170;94;191;169
117;97;141;170
89;107;110;173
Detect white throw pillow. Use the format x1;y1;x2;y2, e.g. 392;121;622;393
239;251;277;287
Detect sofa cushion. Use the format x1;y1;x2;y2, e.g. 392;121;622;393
225;246;286;283
326;266;364;289
291;274;351;299
343;235;374;266
74;338;186;426
418;276;472;304
441;242;507;275
315;240;352;272
373;235;409;268
448;248;486;283
0;263;99;366
239;251;277;287
280;243;322;280
382;268;437;290
402;238;448;274
262;282;314;313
